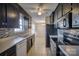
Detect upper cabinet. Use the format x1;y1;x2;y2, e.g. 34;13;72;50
50;12;54;24
7;4;19;28
72;4;79;28
53;3;79;29
54;9;58;23
0;4;6;28
45;12;54;24
0;3;31;28
45;16;51;24
57;13;72;29
0;4;19;28
57;4;63;19
28;16;32;28
63;3;71;15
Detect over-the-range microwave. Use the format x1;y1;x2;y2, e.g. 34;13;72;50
57;13;72;29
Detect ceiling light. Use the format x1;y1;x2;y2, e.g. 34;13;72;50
38;11;42;15
38;8;42;11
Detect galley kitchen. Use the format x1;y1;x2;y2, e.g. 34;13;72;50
0;3;79;56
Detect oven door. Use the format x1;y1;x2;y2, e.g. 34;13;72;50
63;34;79;45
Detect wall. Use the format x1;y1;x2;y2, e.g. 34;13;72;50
0;27;31;39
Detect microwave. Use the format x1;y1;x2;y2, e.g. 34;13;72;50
57;13;72;29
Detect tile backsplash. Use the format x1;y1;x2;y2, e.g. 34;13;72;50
0;28;14;38
0;28;30;39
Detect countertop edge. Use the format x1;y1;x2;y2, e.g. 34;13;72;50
0;34;35;54
58;45;69;56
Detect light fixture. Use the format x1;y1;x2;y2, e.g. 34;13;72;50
37;8;42;15
38;11;42;15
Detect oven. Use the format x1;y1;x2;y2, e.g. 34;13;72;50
63;33;79;45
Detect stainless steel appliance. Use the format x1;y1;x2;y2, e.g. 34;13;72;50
63;33;79;45
57;13;72;29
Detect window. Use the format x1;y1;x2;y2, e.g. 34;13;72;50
14;14;24;32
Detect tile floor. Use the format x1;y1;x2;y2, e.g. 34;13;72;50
28;23;51;56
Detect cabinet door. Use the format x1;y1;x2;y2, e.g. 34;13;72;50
27;37;32;53
16;39;27;56
7;4;19;28
50;13;54;24
57;4;62;19
63;3;71;15
54;10;58;28
54;10;58;22
0;4;7;28
72;3;79;27
45;16;51;24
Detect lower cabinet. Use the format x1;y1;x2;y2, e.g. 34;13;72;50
27;34;35;53
0;45;16;56
16;39;27;56
27;37;32;53
50;38;56;56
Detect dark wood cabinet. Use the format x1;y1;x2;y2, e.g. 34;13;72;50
50;12;54;24
63;3;71;15
53;3;79;29
6;4;19;28
46;13;54;24
0;4;6;28
0;45;16;56
57;4;62;19
54;10;58;22
57;12;72;29
0;3;19;28
72;3;79;28
54;9;58;28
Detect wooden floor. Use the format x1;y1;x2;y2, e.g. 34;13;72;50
28;23;51;56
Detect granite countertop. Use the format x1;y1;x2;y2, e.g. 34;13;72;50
58;45;79;56
0;33;34;54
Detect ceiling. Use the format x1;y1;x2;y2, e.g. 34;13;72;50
19;3;58;23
